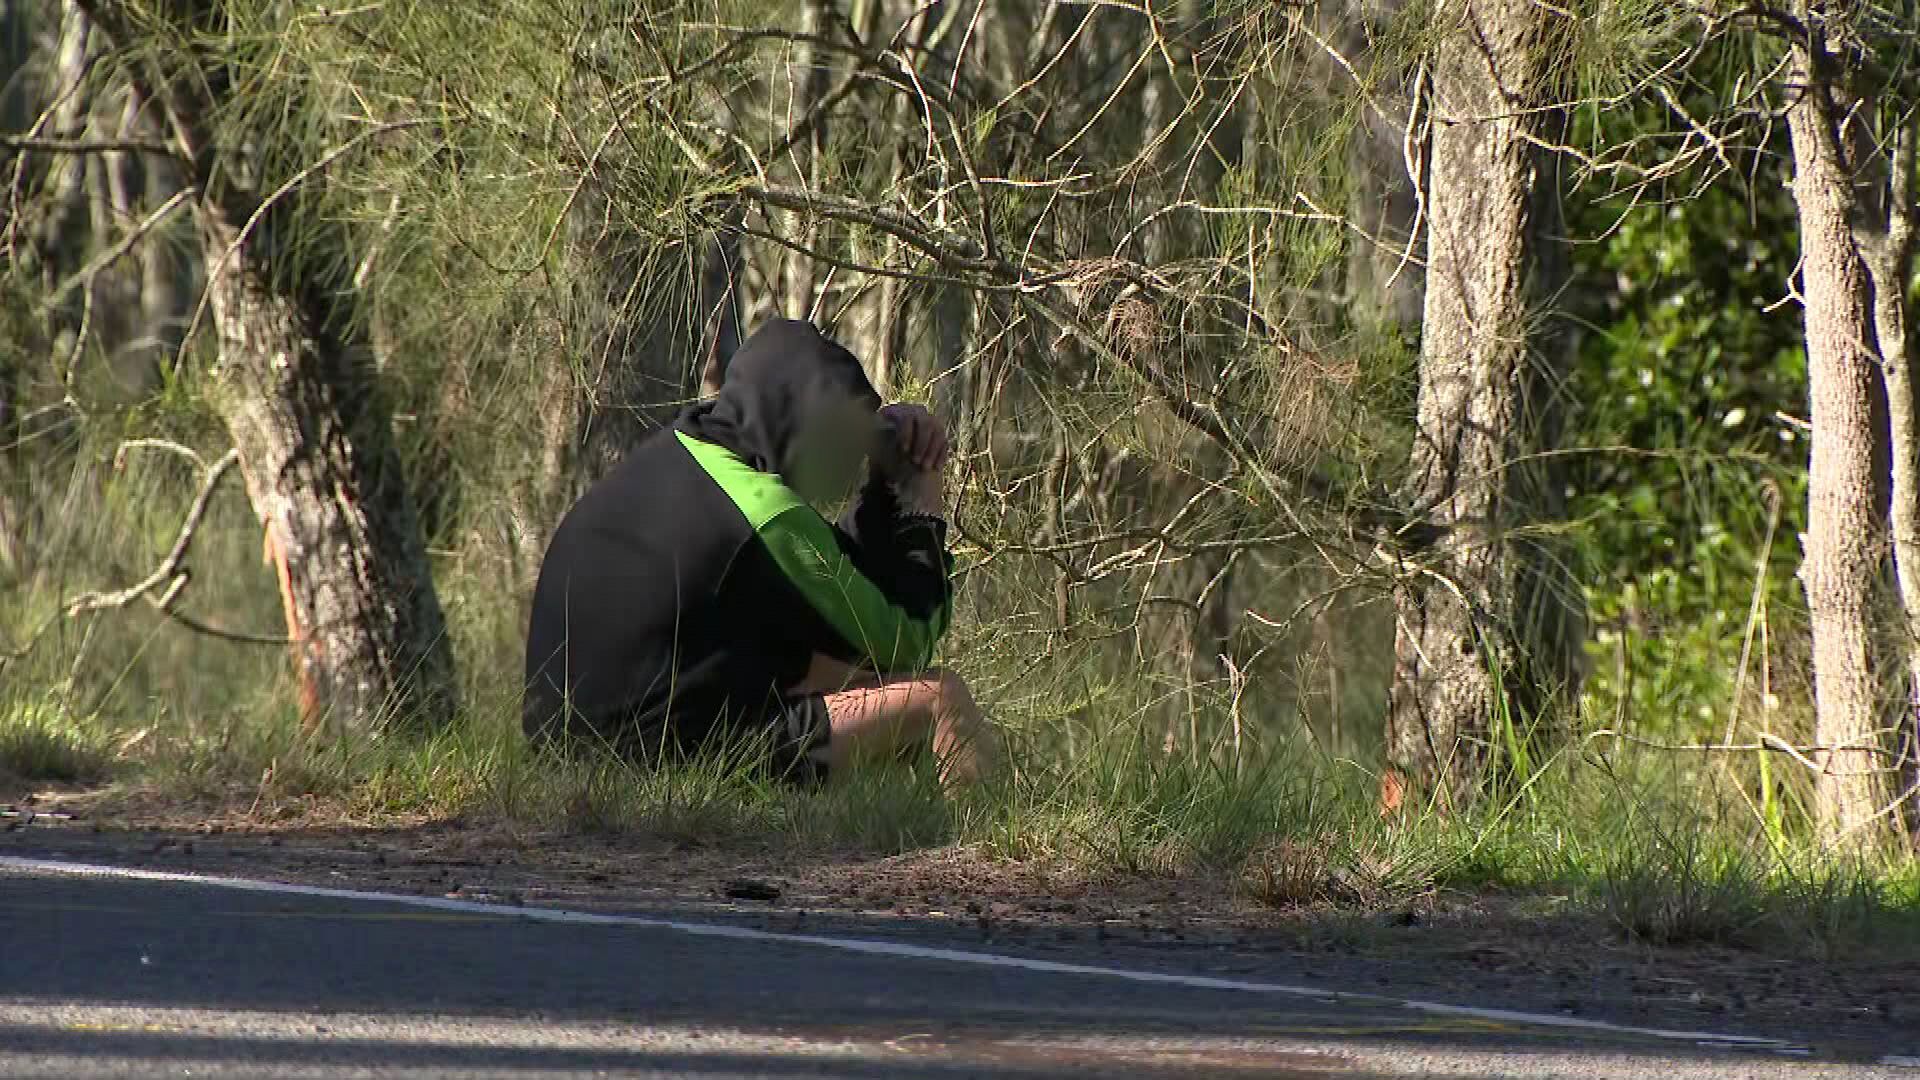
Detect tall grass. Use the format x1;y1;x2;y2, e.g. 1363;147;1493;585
6;648;1915;956
0;699;114;789
2;425;1914;958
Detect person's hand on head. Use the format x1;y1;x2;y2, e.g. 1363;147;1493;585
876;403;949;474
874;403;948;516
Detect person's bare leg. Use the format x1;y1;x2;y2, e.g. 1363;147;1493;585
920;669;995;785
787;653;881;695
807;665;995;788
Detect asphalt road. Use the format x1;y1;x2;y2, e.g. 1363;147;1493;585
0;858;1912;1079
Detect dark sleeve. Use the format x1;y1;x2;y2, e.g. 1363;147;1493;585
754;503;951;673
830;469;954;619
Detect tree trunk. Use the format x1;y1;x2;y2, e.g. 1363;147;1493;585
1782;16;1897;847
506;352;579;578
2;0;94;582
565;183;693;486
927;283;976;454
505;173;706;577
201;212;456;731
0;0;32;577
80;0;455;732
0;0;27;167
1121;0;1248;751
504;88;724;574
778;0;833;320
1384;0;1580;803
136;92;191;371
18;0;95;402
31;2;92;309
1780;7;1919;848
89;82;156;394
1870;119;1920;848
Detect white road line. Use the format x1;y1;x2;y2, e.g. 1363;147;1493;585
0;853;1830;1058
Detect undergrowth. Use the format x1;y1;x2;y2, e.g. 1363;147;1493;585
5;675;1916;959
0;699;114;789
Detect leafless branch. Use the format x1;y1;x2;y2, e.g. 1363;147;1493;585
2;447;252;667
1585;728;1910;774
63;448;241;617
157;607;293;646
0;133;175;156
33;185;193;319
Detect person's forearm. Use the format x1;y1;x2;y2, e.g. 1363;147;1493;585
833;463;951;623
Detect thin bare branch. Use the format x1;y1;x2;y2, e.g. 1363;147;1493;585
64;448;241;617
0;133;175;155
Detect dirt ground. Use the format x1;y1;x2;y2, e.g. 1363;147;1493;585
5;786;1917;1063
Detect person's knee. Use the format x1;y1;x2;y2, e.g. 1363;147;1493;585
925;669;990;747
927;665;966;698
919;668;995;783
921;667;976;716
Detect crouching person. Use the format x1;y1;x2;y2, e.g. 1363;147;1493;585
522;319;995;788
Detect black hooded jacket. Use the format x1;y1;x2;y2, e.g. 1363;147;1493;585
523;319;954;751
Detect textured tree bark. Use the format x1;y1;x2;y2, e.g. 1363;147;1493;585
1384;0;1580;804
0;0;32;577
1782;16;1896;847
1774;10;1912;849
79;0;455;732
199;210;456;732
1871;120;1920;848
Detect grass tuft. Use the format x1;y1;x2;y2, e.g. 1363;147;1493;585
0;701;115;788
1598;827;1771;946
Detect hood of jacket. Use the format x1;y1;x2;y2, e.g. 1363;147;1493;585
675;318;881;478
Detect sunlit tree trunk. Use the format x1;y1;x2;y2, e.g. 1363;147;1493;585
201;212;456;732
1385;0;1581;804
1780;3;1910;847
1869;119;1920;848
81;0;455;732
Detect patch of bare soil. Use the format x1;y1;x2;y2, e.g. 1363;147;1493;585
4;786;1916;1062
